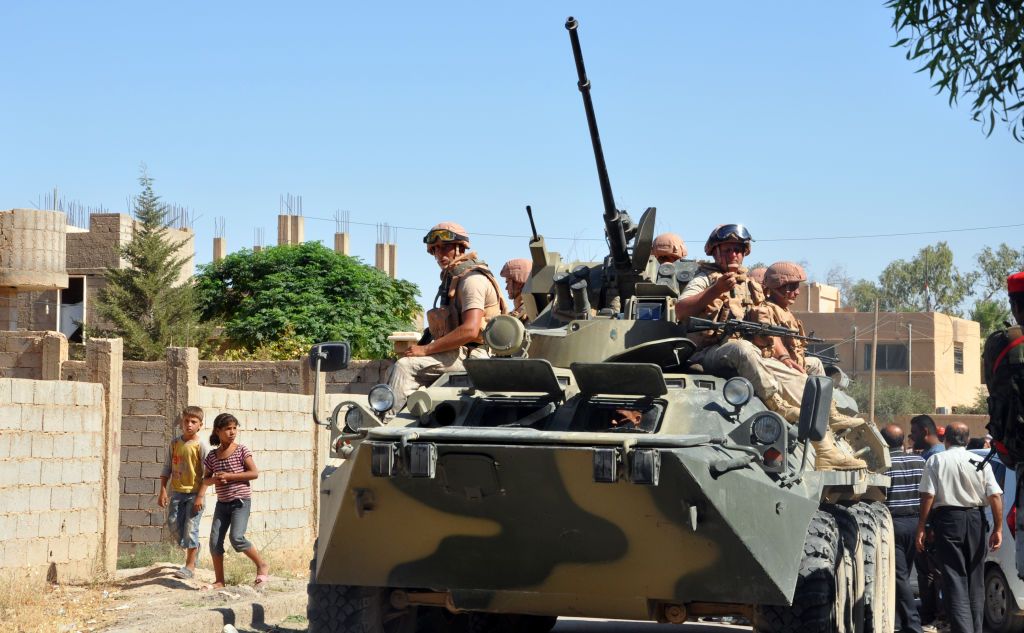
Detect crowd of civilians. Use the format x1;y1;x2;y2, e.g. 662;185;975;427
884;414;1003;633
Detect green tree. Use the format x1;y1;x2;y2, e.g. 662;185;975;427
888;0;1024;140
970;298;1012;340
975;243;1024;301
196;242;420;359
94;170;208;360
855;242;976;315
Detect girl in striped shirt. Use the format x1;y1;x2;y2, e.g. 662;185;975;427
199;413;269;589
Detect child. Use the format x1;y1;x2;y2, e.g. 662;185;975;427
198;412;269;589
158;405;209;580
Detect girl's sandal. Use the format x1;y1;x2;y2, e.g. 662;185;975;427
253;574;270;590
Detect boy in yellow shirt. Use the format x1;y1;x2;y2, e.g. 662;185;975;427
158;406;210;580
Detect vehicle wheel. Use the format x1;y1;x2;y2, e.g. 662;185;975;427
307;584;418;633
753;509;840;633
468;613;558;633
850;501;895;633
824;504;864;633
985;565;1024;633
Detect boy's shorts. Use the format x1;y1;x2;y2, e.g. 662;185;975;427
167;491;203;549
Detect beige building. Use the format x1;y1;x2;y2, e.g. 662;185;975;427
794;283;983;412
15;213;194;339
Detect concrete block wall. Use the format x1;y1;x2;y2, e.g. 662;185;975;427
0;378;106;581
0;330;67;380
194;386;320;549
198;359;391;395
117;361;169;548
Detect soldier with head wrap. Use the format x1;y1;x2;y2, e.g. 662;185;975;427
651;233;687;264
500;258;532;322
758;262;867;434
386;222;508;412
675;225;865;470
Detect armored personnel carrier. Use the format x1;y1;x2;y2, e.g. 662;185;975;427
306;17;894;633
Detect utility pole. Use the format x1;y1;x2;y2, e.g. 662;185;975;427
869;299;880;423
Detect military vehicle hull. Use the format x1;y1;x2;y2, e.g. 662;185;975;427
315;431;888;620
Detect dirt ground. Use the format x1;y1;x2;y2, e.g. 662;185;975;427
5;563;309;633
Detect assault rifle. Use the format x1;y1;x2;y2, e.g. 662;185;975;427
805;349;840;365
687;317;824;345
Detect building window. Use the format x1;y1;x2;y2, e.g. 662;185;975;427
954;342;964;374
806;342;840;364
863;344;909;371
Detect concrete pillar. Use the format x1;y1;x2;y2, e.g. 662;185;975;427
40;331;68;380
300;353;330;541
165;347;199;427
290;216;304;244
375;243;390;275
87;338;123;577
334;233;349;256
213;237;227;262
388;243;397;278
253;245;263;253
277;215;292;246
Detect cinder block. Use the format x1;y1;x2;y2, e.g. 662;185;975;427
61;461;83;484
124;477;157;495
131;525;162;543
53;383;77;406
64;509;81;536
79;510;98;535
141;432;164;447
140;462;164;479
119;462;141;479
40;460;63;486
26;538;49;566
81;461;101;483
9;433;31;458
53;435;74;458
37;511;63;537
16;513;39;539
121;509;150;526
31;434;54;458
3;541;28;567
129;399;163;416
0;404;21;431
19;460;42;486
19;405;45;433
48;536;70;562
32;380;56;405
0;380;10;406
11;376;34;401
41;407;64;432
71;484;93;509
0;434;11;460
0;460;16;487
50;487;72;510
127;447;158;463
61;407;82;433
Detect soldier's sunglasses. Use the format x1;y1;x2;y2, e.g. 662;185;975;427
779;282;801;292
423;229;469;245
712;224;753;242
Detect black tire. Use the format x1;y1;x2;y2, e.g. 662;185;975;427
307;584;418;633
985;565;1024;633
850;501;895;633
753;509;841;633
823;504;864;633
468;613;558;633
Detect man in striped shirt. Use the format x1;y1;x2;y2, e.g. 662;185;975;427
882;423;925;633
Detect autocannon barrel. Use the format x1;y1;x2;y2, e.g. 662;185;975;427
565;16;631;273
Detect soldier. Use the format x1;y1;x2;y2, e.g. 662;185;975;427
747;267;767;286
386;222;507;413
758;261;867;432
675;224;865;470
985;271;1024;466
499;258;532;322
652;233;687;264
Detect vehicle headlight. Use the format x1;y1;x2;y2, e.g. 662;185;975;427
368;384;396;414
723;377;754;407
344;405;364;431
751;412;784;445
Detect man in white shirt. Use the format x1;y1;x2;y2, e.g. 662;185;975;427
915;423;1002;633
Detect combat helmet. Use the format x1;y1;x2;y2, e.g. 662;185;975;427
763;261;807;290
704;224;752;256
652;233;687;262
423;221;470;253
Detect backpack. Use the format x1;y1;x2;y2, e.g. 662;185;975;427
984;325;1024;467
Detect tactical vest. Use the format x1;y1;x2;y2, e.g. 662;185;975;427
759;300;808;365
983;324;1024;467
426;253;508;344
691;263;765;347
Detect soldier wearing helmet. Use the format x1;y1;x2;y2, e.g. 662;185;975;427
983;271;1024;475
759;261;868;434
385;222;508;413
651;233;687;264
500;258;532;322
675;224;865;471
747;267;767;286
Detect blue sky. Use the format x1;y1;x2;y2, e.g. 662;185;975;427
2;2;1020;312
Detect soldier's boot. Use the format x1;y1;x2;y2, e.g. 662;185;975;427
829;401;869;433
764;392;800;424
812;429;867;471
